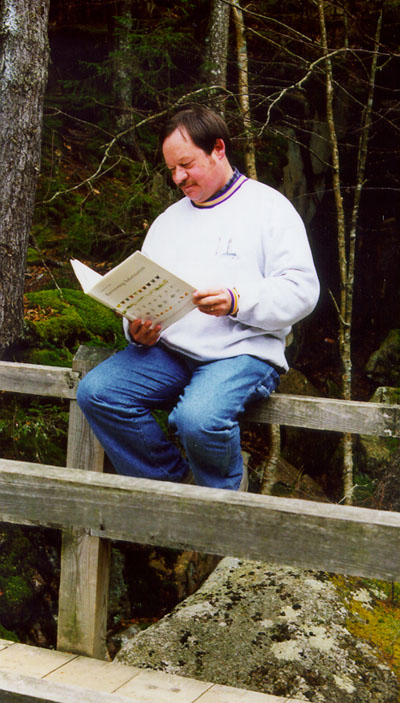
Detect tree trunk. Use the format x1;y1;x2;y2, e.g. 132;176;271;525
112;0;145;160
317;0;382;504
231;0;257;180
317;0;353;503
0;0;50;356
203;0;231;116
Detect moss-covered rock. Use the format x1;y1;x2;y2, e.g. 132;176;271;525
22;288;126;366
331;575;400;683
116;558;400;702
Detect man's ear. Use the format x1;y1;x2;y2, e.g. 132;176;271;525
213;138;226;160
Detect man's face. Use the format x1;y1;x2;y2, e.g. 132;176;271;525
162;127;227;204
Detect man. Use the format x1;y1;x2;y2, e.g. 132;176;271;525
77;105;319;491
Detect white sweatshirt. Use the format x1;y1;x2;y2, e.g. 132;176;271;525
125;177;320;371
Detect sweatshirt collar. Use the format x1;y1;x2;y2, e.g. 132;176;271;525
191;168;248;209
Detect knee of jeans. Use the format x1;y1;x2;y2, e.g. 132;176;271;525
76;373;100;413
170;401;230;442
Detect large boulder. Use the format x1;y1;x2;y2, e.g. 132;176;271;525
116;557;399;702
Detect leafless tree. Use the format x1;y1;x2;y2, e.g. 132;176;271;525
231;0;258;179
317;0;383;503
0;0;50;355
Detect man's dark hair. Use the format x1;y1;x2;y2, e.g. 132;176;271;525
160;105;232;159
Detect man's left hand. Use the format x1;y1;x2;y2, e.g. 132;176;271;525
193;288;233;317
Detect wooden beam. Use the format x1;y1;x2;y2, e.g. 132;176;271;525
0;361;79;399
1;355;399;436
246;393;400;437
0;670;130;703
57;346;112;660
0;641;304;702
1;459;400;582
0;662;304;703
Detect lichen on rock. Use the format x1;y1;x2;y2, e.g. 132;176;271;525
116;558;400;702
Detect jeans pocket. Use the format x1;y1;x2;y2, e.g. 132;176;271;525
253;367;280;400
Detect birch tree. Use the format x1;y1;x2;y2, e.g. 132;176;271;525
0;0;50;356
231;0;257;180
203;0;231;116
233;0;389;501
317;0;383;503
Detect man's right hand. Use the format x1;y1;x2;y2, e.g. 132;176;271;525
129;319;161;346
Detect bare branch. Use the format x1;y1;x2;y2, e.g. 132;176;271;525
257;48;348;137
41;86;234;205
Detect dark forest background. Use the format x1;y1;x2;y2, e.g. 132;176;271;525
34;1;400;383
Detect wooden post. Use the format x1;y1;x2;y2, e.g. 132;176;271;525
57;346;113;659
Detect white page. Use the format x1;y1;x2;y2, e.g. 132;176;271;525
70;259;102;293
71;252;196;329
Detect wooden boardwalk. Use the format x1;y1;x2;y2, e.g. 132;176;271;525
0;639;304;702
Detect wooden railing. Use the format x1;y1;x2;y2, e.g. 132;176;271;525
1;345;400;661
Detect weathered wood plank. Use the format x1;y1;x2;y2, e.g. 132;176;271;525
0;347;112;400
1;459;400;581
0;668;303;703
57;346;111;660
66;347;110;476
57;529;111;659
45;656;140;693
246;394;400;437
0;362;79;399
1;351;399;437
116;669;212;702
0;643;76;678
0;671;133;703
0;640;14;651
0;644;304;703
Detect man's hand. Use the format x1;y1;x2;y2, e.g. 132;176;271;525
129;319;161;346
193;288;233;317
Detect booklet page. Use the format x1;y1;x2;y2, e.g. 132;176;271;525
72;252;196;329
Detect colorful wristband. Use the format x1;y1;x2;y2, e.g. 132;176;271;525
227;288;239;315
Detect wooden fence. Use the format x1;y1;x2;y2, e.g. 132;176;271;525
0;345;400;663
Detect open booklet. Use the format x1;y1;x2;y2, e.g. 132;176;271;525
71;251;196;330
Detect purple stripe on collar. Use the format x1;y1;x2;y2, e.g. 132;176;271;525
191;169;248;209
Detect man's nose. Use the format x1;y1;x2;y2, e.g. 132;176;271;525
173;165;188;184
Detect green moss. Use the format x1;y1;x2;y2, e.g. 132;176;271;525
0;528;35;625
3;575;33;610
22;288;126;366
26;348;74;366
331;575;400;681
26;247;43;265
0;624;19;642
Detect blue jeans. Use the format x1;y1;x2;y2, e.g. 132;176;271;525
76;342;280;490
